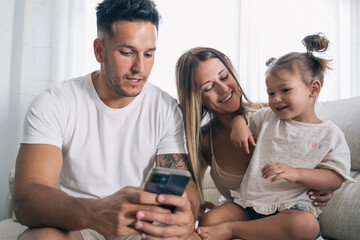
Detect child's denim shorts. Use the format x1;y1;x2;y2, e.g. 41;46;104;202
243;207;321;239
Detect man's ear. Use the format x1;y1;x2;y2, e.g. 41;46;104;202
309;79;321;98
93;38;105;63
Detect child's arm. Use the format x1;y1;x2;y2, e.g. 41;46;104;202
230;115;256;154
262;162;343;191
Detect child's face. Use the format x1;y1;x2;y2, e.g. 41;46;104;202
266;69;314;122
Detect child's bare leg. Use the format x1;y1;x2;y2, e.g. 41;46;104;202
198;209;319;240
189;231;202;240
198;202;248;226
197;221;234;240
196;202;248;240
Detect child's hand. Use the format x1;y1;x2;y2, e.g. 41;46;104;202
230;126;256;154
261;162;299;183
230;115;256;154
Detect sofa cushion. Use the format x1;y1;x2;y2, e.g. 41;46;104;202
0;219;27;240
315;96;360;170
320;171;360;240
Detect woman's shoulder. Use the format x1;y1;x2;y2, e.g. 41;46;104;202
246;102;269;110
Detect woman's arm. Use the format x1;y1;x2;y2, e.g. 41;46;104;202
199;129;211;180
198;156;217;217
198;131;218;215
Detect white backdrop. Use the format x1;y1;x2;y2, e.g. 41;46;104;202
1;0;359;220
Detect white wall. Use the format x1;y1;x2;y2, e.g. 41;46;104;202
0;0;240;220
150;0;241;99
0;0;16;220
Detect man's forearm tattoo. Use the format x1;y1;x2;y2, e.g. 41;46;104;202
157;154;188;169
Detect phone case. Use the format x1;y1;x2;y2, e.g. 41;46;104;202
144;167;191;212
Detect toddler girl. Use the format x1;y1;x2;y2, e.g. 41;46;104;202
196;33;354;240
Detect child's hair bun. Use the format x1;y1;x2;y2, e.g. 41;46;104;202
266;57;277;67
302;33;329;53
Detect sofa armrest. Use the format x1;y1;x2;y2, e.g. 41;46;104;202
5;168;15;220
320;170;360;240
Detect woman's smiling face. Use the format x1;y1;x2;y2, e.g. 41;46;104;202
195;58;241;116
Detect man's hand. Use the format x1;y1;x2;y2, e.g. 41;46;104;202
142;154;200;239
91;186;170;238
134;192;196;239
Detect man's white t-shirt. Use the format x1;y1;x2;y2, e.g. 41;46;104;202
21;73;187;199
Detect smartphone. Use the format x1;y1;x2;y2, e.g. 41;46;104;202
144;167;191;212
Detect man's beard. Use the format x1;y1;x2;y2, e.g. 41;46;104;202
104;58;141;98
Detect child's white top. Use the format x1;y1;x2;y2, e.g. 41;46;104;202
231;107;354;217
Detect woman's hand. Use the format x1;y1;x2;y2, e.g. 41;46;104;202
307;190;334;207
198;201;216;219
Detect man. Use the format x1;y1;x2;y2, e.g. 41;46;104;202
13;0;200;239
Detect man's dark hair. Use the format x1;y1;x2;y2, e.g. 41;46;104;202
96;0;161;38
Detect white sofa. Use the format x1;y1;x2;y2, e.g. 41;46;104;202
1;97;360;239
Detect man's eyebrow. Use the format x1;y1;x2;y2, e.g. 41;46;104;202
118;44;134;49
118;45;156;52
200;68;226;87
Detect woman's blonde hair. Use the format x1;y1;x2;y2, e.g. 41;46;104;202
175;47;252;200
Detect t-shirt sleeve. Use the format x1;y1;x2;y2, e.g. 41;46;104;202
21;89;64;149
316;128;355;183
244;107;270;139
156;101;187;155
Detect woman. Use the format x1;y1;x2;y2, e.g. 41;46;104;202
175;47;333;218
